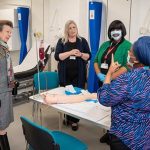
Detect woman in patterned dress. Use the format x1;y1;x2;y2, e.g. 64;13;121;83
43;36;150;150
98;36;150;150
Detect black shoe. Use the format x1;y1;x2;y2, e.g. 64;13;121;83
100;133;110;145
0;133;10;150
71;123;79;131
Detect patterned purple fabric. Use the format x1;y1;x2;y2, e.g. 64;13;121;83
98;68;150;150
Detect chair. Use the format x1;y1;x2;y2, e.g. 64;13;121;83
33;71;59;92
32;71;59;124
20;116;88;150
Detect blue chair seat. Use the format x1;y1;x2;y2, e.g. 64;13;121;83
20;116;88;150
52;131;87;150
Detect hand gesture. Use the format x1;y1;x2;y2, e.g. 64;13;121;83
108;54;120;74
70;49;82;57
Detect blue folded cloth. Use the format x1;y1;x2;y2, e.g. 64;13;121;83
65;87;82;95
65;87;98;103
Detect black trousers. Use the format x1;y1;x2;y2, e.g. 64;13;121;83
0;133;10;150
109;134;131;150
61;72;81;124
65;115;79;123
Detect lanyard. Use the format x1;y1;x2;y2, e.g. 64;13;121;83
104;46;115;60
104;42;120;61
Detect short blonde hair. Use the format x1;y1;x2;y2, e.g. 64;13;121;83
62;20;80;44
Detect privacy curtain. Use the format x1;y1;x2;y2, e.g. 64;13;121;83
17;7;29;64
87;1;103;92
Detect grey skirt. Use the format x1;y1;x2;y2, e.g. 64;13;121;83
0;91;14;130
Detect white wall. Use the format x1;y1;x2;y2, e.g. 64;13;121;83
31;0;150;71
105;0;150;42
0;9;16;50
1;0;150;67
31;0;44;41
43;0;80;46
106;0;131;40
130;0;150;42
0;0;31;66
0;1;31;52
78;0;89;39
1;0;150;46
0;0;31;6
43;0;82;71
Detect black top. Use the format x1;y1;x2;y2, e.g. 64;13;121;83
55;37;91;88
65;41;78;76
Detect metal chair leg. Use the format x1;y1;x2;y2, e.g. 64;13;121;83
40;107;42;126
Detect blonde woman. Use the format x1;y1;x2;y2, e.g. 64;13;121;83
55;20;91;131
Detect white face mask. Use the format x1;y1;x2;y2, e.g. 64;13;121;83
127;54;134;68
111;30;122;41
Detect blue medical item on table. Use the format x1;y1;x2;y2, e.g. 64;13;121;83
85;99;98;103
65;87;82;95
87;1;103;92
65;86;98;103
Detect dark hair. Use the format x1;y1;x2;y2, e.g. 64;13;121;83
133;36;150;66
108;20;126;40
0;20;13;31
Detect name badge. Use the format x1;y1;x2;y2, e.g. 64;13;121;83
70;56;76;60
101;63;108;69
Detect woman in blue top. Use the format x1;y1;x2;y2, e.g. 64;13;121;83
98;36;150;150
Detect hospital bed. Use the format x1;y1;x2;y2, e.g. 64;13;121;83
12;43;54;104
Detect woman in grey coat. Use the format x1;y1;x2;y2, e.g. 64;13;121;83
0;20;14;150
